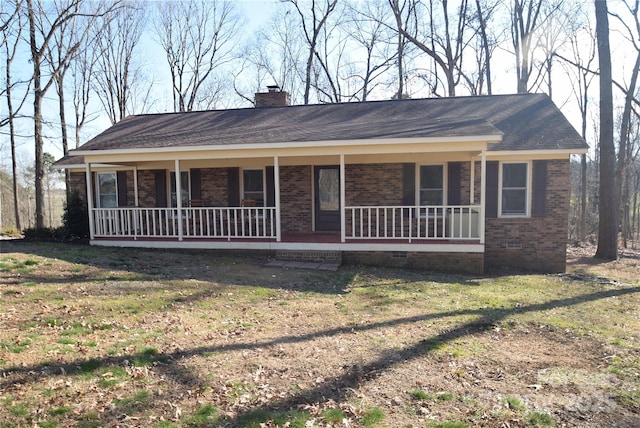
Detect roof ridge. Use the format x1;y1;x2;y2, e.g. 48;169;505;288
121;93;547;119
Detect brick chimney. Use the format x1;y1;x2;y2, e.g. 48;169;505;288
254;85;290;107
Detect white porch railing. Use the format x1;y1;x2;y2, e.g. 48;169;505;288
346;205;480;241
92;207;277;239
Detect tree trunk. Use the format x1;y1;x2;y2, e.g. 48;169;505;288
475;0;492;94
580;153;587;241
594;0;618;260
27;0;46;229
6;57;21;230
56;74;71;192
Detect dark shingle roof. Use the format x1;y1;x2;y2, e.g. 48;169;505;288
74;94;587;153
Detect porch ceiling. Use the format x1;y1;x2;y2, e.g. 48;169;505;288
73;137;497;168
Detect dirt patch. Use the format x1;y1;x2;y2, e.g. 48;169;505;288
567;243;640;286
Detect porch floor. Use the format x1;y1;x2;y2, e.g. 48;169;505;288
94;232;479;245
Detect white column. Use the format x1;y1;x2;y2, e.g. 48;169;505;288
175;159;183;241
85;163;95;240
133;167;139;206
340;154;346;243
274;156;281;242
469;157;475;204
479;150;486;244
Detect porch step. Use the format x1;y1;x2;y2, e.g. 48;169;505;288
274;250;343;265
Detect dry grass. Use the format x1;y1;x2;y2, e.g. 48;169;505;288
0;240;639;427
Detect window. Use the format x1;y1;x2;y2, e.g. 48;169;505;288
243;169;264;206
169;171;190;207
500;162;528;216
97;172;117;208
419;165;444;206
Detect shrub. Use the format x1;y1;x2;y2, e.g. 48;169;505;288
62;189;89;241
23;227;64;241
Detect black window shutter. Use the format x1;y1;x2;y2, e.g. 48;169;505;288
117;171;127;207
485;161;499;218
227;167;240;207
402;163;415;205
190;169;202;200
447;162;462;205
265;166;275;207
532;160;547;217
154;170;167;207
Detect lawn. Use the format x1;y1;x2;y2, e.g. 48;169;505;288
0;240;639;427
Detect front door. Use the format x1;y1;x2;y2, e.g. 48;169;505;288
314;166;341;231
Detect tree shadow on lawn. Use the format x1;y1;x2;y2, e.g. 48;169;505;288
2;241;483;296
2;284;639;425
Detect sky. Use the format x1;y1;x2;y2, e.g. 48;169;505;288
0;0;636;171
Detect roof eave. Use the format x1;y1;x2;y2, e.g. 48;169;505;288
73;135;504;158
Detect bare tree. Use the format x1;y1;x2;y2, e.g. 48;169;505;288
559;12;597;242
286;0;339;104
155;0;242;112
43;0;93;190
234;9;304;105
93;0;148;124
70;33;97;148
25;0;118;229
595;0;617;260
386;0;417;99
510;0;563;93
610;0;640;248
472;0;500;94
533;2;576;98
389;0;477;97
1;0;30;230
342;0;397;101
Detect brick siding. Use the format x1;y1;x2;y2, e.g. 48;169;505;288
280;165;313;233
484;159;569;272
343;251;484;274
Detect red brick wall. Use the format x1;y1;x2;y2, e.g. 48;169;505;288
345;164;403;205
343;251;484;274
484;159;569;272
280;165;312;233
200;168;228;206
137;170;157;207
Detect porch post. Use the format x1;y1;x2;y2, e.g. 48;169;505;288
133;167;139;206
469;157;475;204
85;163;95;240
274;156;281;242
479;150;486;244
175;159;183;241
340;154;346;243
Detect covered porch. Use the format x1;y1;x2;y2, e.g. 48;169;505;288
81;143;490;255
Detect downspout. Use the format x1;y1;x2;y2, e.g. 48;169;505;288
274;156;281;242
85;163;94;240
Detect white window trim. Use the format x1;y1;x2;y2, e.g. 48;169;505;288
96;172;118;208
498;161;531;218
168;170;191;208
416;164;447;218
241;167;266;206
